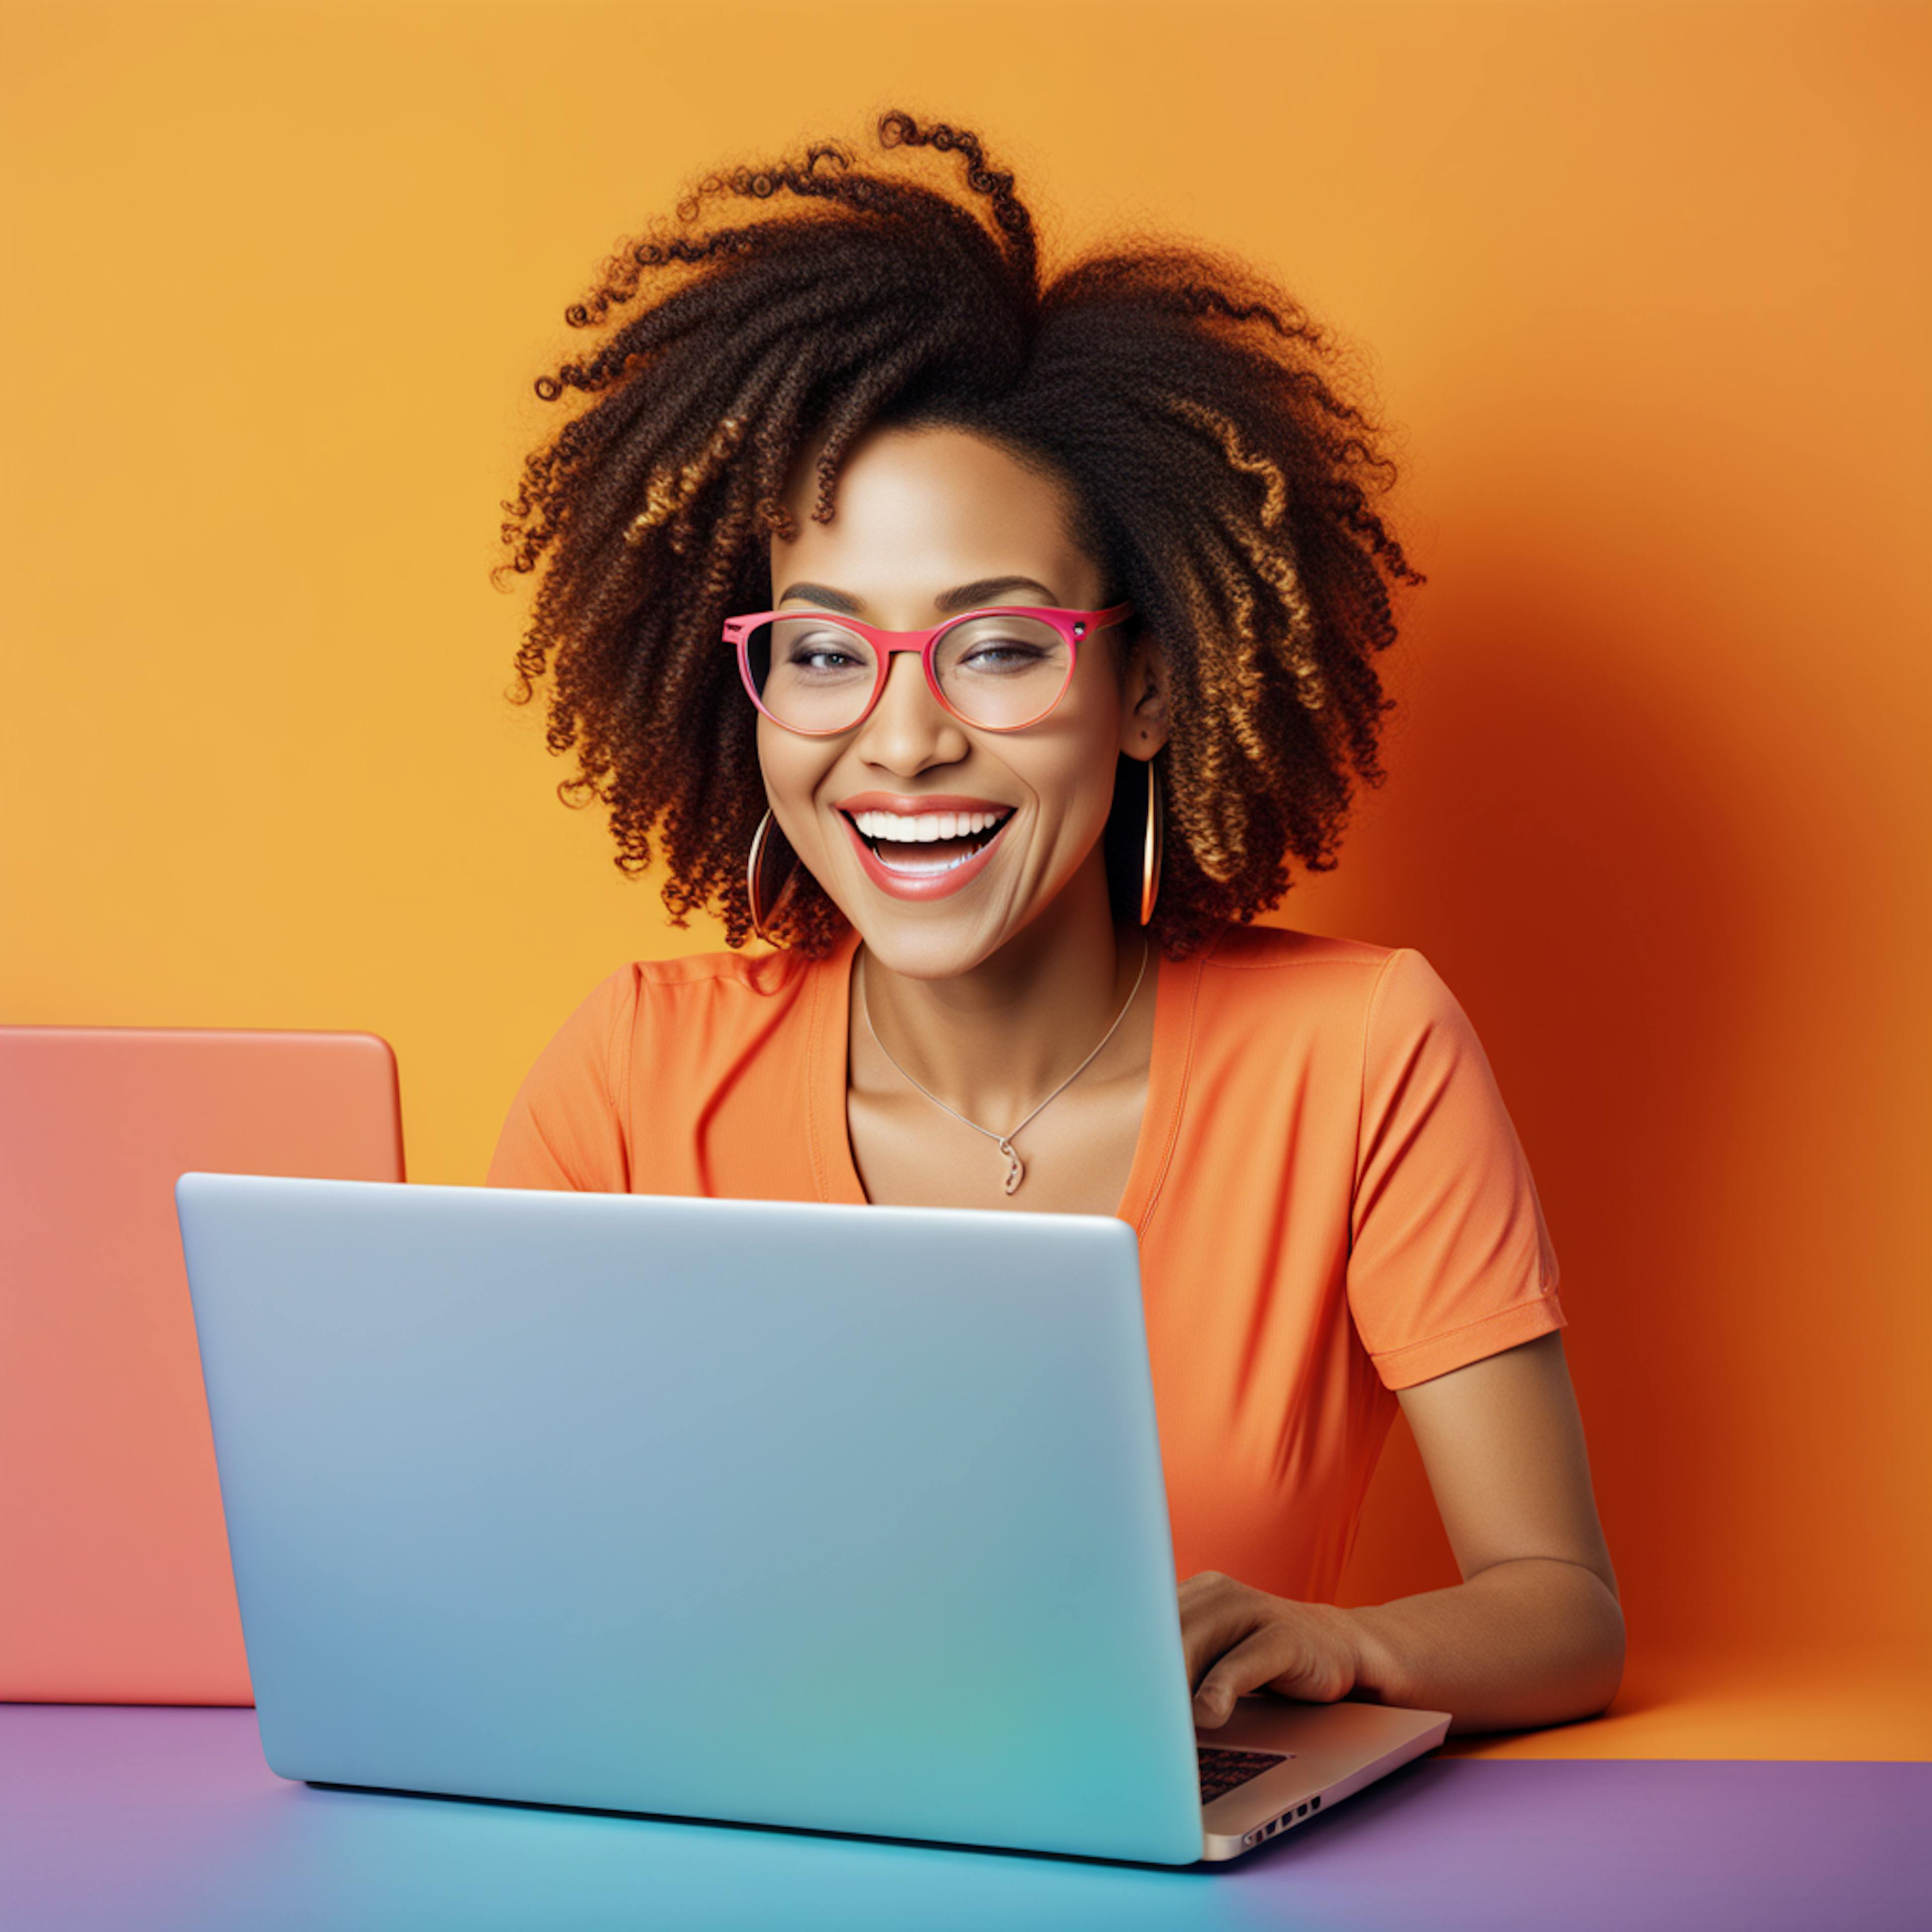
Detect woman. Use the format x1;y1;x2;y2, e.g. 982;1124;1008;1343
488;112;1623;1737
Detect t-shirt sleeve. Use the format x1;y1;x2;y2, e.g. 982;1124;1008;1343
1347;948;1566;1389
485;967;636;1193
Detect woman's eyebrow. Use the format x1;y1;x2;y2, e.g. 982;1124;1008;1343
773;576;1060;614
773;581;863;613
935;576;1059;613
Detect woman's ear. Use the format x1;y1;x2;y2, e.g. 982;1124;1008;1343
1119;632;1171;761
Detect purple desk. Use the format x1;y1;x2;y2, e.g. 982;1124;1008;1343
4;1707;1924;1931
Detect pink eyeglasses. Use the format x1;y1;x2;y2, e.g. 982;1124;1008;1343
725;603;1136;736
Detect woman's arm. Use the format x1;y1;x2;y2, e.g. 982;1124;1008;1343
1185;1331;1625;1737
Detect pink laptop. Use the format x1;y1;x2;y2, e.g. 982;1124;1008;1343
0;1025;405;1703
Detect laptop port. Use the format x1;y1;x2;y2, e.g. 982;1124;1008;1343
1297;1802;1309;1816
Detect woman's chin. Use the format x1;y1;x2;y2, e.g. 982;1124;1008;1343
847;914;1010;983
830;878;1021;982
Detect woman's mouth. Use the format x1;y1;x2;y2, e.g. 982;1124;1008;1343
838;806;1015;901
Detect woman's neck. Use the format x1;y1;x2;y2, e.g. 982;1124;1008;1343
853;869;1152;1124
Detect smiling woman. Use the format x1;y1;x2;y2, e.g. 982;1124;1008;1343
489;111;1623;1743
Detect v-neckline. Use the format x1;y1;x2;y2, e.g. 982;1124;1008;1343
803;923;1201;1233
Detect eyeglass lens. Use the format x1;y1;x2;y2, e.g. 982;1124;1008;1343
745;615;1073;732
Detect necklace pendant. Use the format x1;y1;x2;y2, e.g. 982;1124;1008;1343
998;1139;1025;1195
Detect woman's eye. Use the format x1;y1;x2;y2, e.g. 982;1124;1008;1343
961;641;1045;671
787;640;859;671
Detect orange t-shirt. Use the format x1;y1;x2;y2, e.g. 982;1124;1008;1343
486;922;1566;1605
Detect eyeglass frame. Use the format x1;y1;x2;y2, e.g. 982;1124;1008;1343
723;602;1137;737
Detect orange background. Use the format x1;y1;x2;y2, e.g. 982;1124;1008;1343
3;1;1926;1756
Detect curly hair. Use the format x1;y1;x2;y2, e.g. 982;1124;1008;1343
497;110;1425;959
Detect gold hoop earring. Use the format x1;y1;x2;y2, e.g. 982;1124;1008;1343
1139;758;1164;927
747;809;795;945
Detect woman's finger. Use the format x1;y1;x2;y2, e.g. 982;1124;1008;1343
1190;1625;1291;1728
1176;1572;1257;1691
1191;1607;1360;1728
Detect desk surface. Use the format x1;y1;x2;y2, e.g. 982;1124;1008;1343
4;1706;1925;1932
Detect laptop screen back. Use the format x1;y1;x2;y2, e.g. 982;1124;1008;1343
174;1177;1204;1863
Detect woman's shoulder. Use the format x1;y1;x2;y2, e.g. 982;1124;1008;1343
599;929;849;1000
1190;921;1464;1044
626;945;808;994
1194;919;1403;979
583;935;852;1069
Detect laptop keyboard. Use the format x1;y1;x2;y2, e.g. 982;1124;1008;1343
1197;1745;1289;1803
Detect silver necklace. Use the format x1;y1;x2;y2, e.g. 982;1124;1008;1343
858;939;1152;1196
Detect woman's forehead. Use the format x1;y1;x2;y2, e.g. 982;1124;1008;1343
772;424;1098;610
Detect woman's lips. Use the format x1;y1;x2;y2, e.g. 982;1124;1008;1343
839;810;1013;902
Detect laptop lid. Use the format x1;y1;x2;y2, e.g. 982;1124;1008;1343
174;1176;1207;1865
0;1027;404;1703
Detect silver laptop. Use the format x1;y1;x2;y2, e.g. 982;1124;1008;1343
175;1175;1448;1865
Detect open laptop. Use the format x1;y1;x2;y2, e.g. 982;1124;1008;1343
0;1025;404;1703
173;1174;1448;1865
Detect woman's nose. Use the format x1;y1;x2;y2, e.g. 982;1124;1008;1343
852;651;970;771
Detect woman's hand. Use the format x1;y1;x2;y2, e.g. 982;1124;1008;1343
1178;1570;1365;1729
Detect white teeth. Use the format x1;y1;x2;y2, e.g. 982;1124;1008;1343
846;806;1014;880
852;808;1009;843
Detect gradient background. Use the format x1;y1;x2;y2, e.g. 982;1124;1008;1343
3;0;1926;1759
